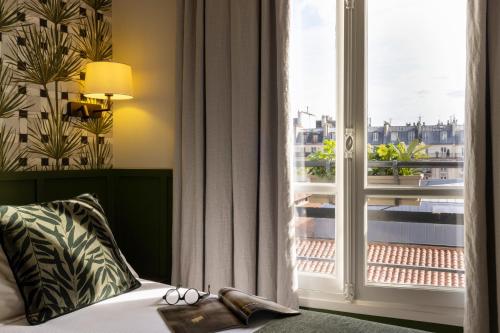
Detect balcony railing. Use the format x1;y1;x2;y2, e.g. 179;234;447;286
295;206;464;225
296;159;464;169
296;159;464;183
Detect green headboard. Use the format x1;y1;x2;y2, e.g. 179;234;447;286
0;169;173;284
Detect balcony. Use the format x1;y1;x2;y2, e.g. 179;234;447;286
294;160;465;289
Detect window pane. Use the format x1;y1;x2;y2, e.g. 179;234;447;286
366;197;465;289
366;0;466;187
291;0;337;184
291;0;337;277
295;193;335;274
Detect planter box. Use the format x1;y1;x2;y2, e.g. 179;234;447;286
368;174;423;206
303;175;422;206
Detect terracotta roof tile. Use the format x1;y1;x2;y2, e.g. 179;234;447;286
296;238;465;288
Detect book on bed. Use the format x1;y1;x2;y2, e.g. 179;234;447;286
158;287;300;333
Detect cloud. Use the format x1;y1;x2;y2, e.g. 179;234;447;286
301;4;324;29
417;90;430;96
447;90;465;98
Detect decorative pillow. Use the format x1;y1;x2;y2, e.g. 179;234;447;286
0;194;141;325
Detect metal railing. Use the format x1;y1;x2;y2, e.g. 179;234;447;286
297;159;464;183
295;206;464;225
296;159;464;169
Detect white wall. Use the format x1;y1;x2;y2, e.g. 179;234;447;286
112;0;177;169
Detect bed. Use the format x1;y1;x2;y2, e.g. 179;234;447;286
0;190;429;333
0;280;428;333
0;193;265;333
0;279;263;333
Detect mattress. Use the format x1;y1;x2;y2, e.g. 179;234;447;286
0;279;262;333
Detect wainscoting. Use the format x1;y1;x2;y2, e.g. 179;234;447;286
0;169;172;284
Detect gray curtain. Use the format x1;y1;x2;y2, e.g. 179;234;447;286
465;0;499;331
172;0;298;308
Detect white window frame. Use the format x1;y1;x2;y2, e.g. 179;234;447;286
295;0;345;298
296;0;465;326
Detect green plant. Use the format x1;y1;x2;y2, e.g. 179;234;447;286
0;125;27;172
0;61;27;119
73;113;112;169
8;26;81;87
82;0;112;12
24;0;79;25
368;139;428;176
306;139;336;180
75;14;112;61
0;58;29;172
77;140;112;170
0;0;20;33
8;0;82;170
28;108;82;170
72;3;113;169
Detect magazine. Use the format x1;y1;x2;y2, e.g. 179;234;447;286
158;287;300;333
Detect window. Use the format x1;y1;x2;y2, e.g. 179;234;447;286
441;131;448;142
291;0;340;292
408;131;415;143
365;0;465;299
291;0;465;325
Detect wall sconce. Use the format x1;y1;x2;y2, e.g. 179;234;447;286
66;61;133;119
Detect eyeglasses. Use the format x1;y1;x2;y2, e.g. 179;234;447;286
163;285;211;305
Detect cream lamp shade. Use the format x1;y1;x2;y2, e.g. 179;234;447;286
83;61;133;100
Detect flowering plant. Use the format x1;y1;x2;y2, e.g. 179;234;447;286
306;139;336;180
368;140;428;176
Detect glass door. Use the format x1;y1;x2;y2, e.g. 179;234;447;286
290;0;344;296
353;0;466;310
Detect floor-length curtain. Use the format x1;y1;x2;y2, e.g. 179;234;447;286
172;0;298;308
465;0;500;331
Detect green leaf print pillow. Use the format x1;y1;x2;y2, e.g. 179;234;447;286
0;194;141;325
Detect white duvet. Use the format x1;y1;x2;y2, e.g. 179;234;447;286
0;279;262;333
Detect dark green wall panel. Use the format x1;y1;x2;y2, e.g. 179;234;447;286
0;179;37;205
41;177;110;209
0;169;172;284
114;173;171;282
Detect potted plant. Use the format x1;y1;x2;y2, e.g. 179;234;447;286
306;139;336;183
368;140;428;205
304;139;336;204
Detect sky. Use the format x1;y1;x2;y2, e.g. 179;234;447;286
289;0;467;127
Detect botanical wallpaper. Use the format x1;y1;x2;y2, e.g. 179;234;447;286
0;0;113;172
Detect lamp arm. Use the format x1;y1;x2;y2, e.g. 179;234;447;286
93;94;113;113
65;94;114;120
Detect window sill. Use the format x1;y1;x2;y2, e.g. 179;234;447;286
298;288;464;326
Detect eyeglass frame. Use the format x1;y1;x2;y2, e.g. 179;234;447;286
162;285;211;305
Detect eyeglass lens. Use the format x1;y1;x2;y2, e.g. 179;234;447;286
165;289;180;305
184;289;200;305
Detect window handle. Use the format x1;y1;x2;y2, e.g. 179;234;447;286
345;128;355;159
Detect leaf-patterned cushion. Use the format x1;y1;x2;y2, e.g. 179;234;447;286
0;194;141;325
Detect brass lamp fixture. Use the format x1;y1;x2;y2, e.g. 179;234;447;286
66;61;133;119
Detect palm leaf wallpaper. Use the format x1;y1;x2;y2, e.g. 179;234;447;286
0;0;113;172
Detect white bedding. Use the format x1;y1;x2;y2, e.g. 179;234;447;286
0;279;263;333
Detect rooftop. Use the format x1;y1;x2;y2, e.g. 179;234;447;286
296;238;465;288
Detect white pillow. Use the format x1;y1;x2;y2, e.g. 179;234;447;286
0;247;25;323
